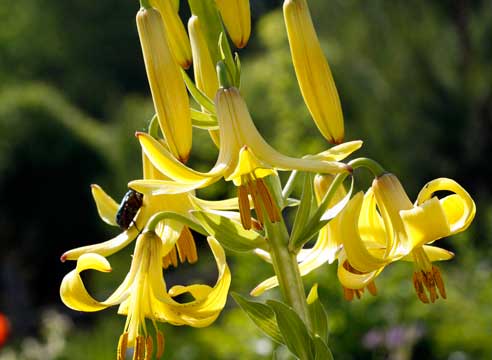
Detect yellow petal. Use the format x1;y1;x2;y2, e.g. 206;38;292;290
90;184;119;226
416;178;476;235
60;254;112;312
226;146;277;185
216;0;251;48
358;188;388;247
307;140;363;162
400;197;451;250
137;132;220;185
336;251;381;290
340;192;387;273
401;245;454;262
128;179;208;195
61;227;139;261
150;236;231;327
283;0;344;144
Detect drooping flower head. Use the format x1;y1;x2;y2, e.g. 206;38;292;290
338;174;475;303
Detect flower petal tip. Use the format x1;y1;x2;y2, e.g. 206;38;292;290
60;253;67;262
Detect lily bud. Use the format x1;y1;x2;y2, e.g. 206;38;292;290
283;0;344;144
137;6;192;163
188;15;221;145
215;0;251;48
150;0;192;69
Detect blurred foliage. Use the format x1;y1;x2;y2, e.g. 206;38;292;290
0;0;491;359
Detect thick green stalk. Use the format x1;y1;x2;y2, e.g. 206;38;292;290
263;196;311;329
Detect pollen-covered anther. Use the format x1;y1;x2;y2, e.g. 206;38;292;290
341;261;377;301
117;332;129;360
412;266;446;304
144;336;153;360
134;335;146;360
162;226;198;269
156;331;165;359
237;175;280;230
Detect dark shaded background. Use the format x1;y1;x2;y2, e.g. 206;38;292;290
0;0;491;359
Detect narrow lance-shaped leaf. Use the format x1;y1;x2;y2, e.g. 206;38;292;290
232;293;284;344
306;284;329;342
192;211;267;252
267;300;314;360
290;173;315;252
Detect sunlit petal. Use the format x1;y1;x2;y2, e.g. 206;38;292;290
90;184;119;226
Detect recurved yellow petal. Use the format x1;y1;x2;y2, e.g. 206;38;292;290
90;184;119;226
401;245;454;262
307;140;363;162
340;192;387;273
61;227;139;261
60;253;112;312
283;0;344;144
151;0;192;69
416;178;476;235
137;132;218;185
137;7;192;162
336;252;381;290
400;197;451;250
216;0;251;48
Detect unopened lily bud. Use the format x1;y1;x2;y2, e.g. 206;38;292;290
215;0;251;48
137;6;192;163
151;0;192;69
283;0;344;144
188;15;220;145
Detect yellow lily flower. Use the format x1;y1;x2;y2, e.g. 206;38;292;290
338;174;475;303
135;86;358;229
60;231;230;359
215;0;251;48
136;6;192;163
150;0;193;69
283;0;344;144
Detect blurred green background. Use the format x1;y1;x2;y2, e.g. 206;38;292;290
0;0;491;359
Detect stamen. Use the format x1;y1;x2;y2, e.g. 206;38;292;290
238;185;252;230
162;247;178;269
156;331;165;359
144;336;153;360
176;226;198;264
412;272;430;304
247;181;265;225
117;332;128;360
367;281;378;296
256;178;281;223
343;287;354;302
134;335;146;360
432;266;447;299
422;271;438;303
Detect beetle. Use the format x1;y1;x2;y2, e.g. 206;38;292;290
115;188;144;230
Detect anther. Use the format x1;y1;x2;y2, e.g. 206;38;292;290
156;331;165;359
117;332;128;360
238;185;252;230
144;336;153;360
134;335;146;360
432;266;447;299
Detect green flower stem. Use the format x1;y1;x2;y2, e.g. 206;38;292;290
282;170;299;202
264;217;311;329
348;157;385;177
140;0;151;9
146;211;207;235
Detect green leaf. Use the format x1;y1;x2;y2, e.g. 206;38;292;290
218;33;239;87
312;336;333;360
181;69;216;114
267;300;314;360
296;176;354;247
191;211;267;252
231;293;284;344
147;114;160;138
306;284;329;342
190;108;218;129
290;173;315;252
